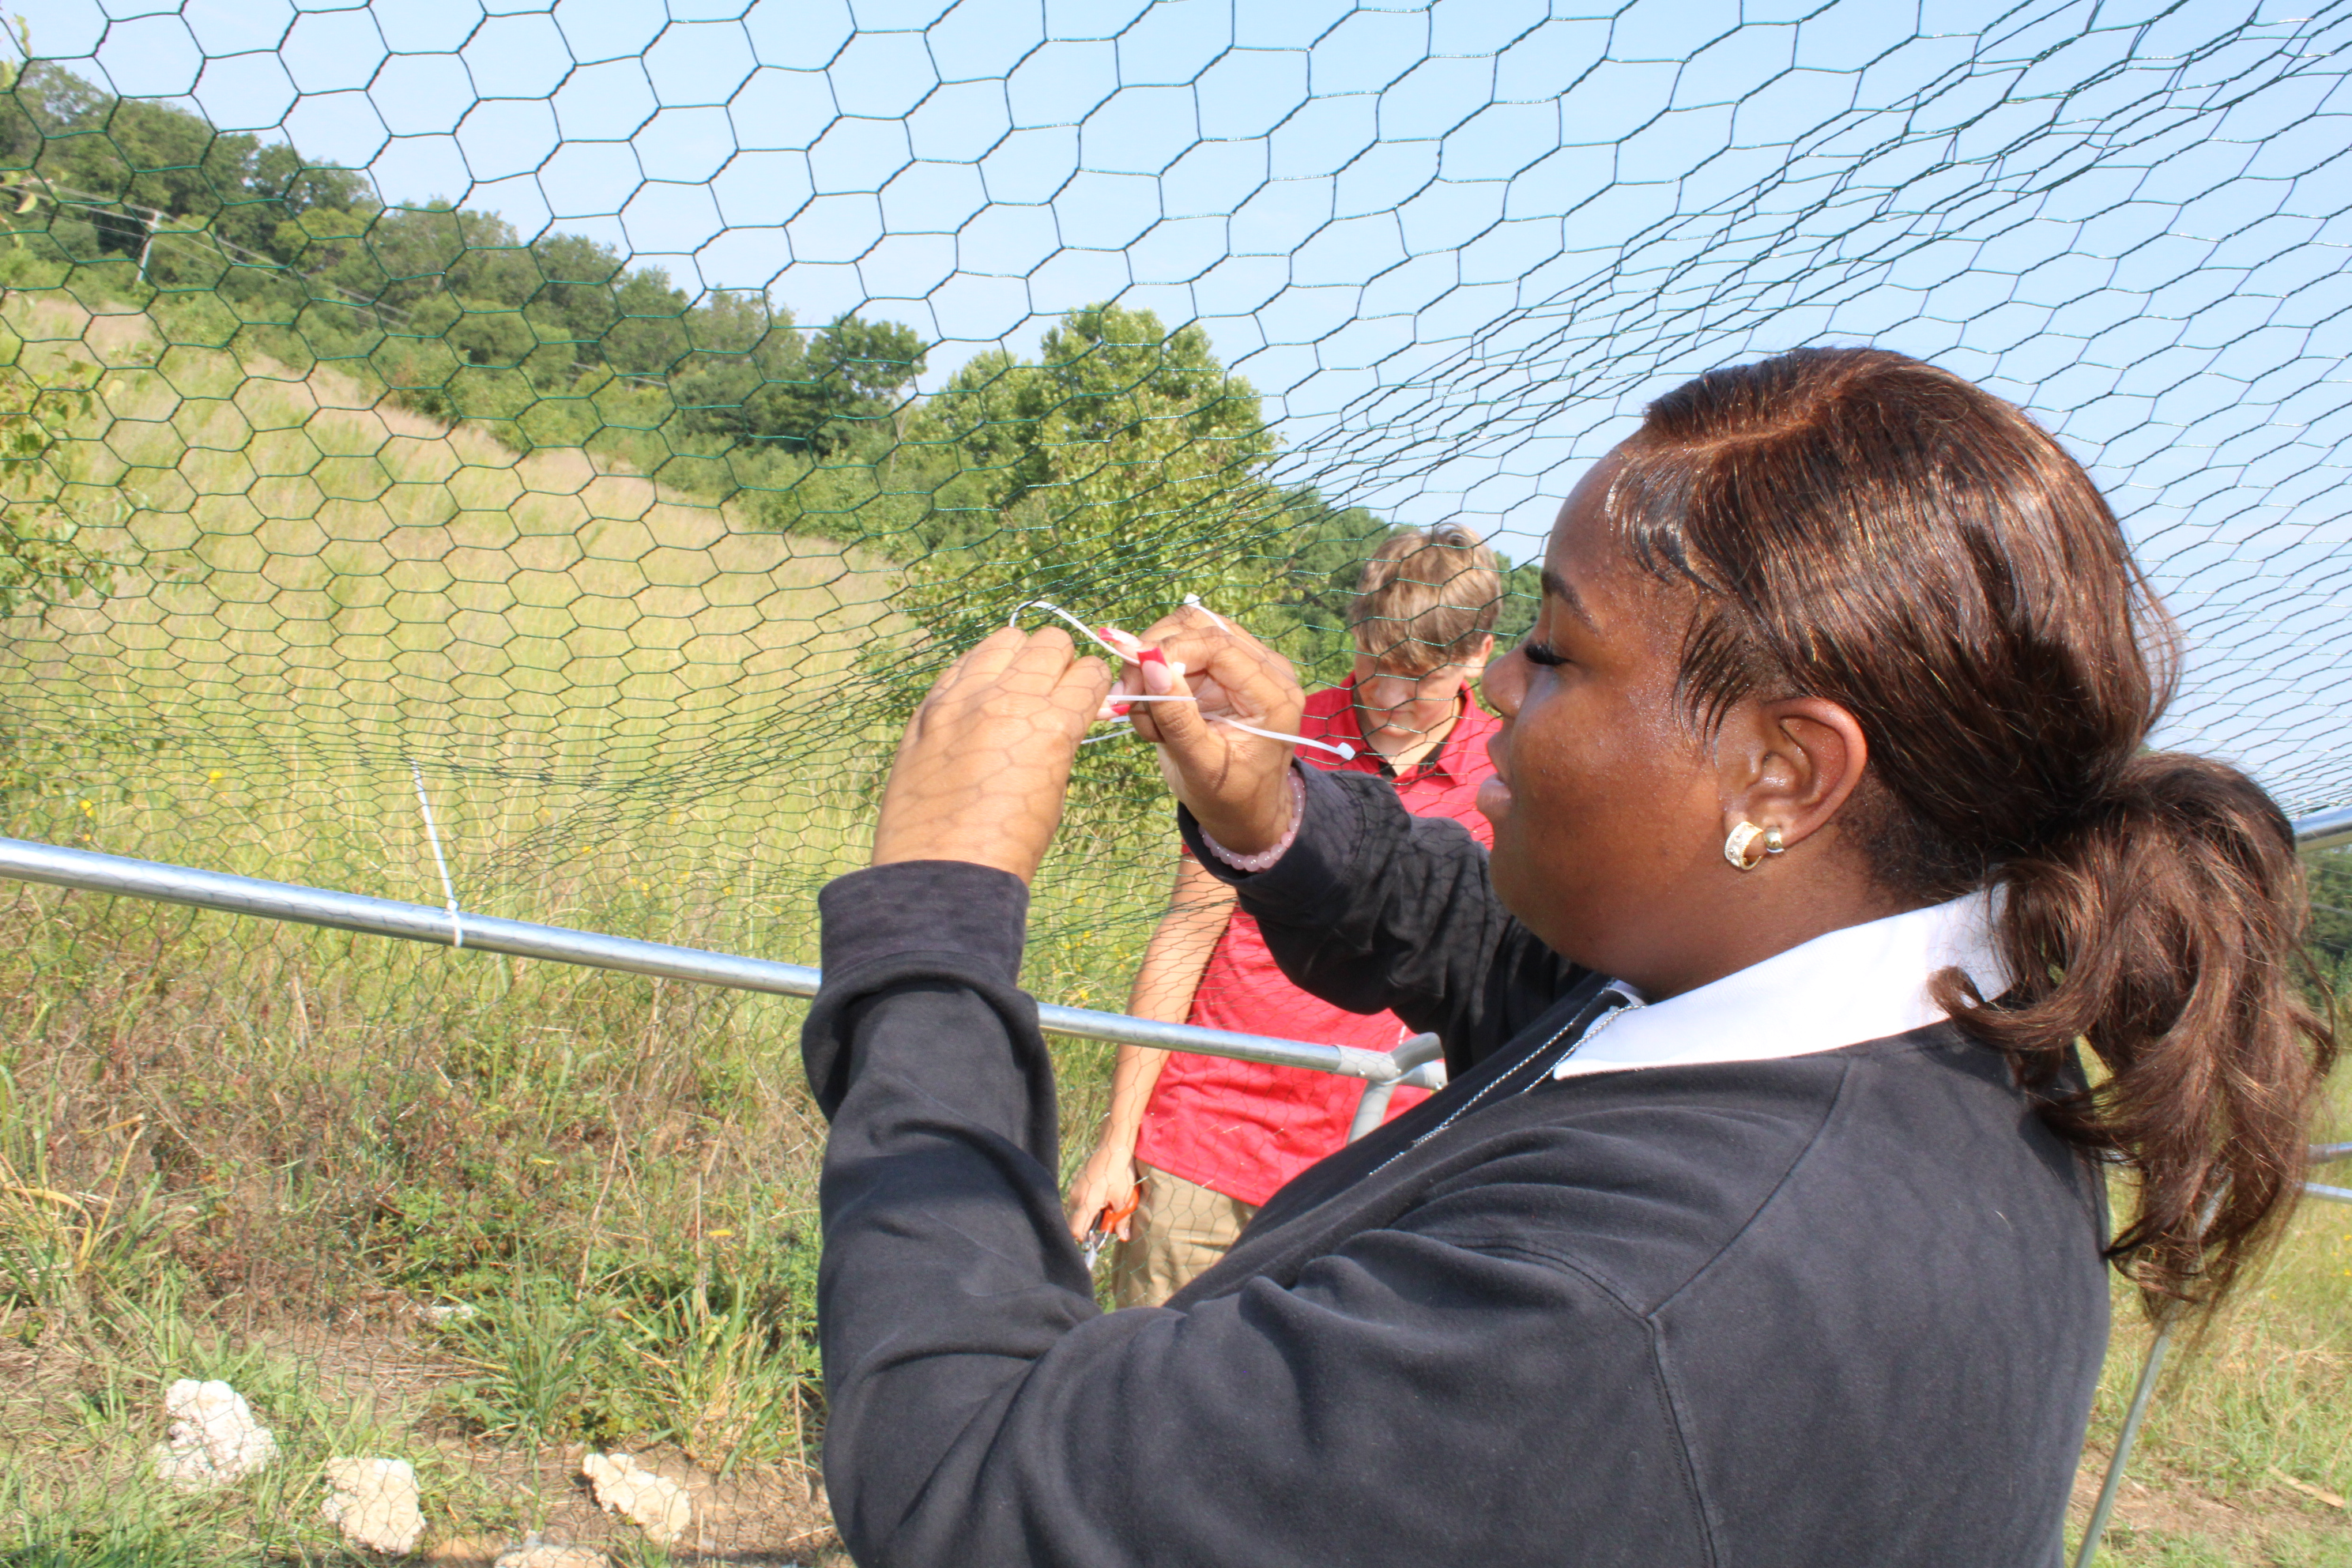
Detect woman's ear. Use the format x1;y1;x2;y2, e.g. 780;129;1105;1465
1717;696;1869;854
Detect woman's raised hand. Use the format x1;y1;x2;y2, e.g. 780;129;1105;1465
871;627;1114;884
1122;604;1305;855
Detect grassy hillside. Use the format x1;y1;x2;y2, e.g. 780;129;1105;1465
0;286;935;929
5;290;893;754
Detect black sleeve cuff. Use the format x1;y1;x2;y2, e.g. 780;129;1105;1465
818;859;1031;986
1177;762;1365;914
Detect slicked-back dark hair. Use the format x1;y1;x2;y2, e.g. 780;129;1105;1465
1609;346;2335;1308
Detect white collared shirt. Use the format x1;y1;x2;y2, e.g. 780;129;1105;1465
1551;891;2007;1080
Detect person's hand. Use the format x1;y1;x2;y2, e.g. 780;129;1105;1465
1120;605;1305;855
872;627;1114;883
1063;1136;1142;1244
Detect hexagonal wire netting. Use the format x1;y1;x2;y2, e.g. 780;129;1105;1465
0;0;2346;1555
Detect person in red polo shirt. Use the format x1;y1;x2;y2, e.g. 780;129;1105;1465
1064;525;1506;1306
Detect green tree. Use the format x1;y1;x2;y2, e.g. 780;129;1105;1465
1242;488;1405;682
1494;556;1542;646
801;314;926;453
899;303;1284;634
669;293;806;443
672;307;924;455
873;305;1301;810
0;316;149;821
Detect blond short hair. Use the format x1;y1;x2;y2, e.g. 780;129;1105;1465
1348;523;1503;673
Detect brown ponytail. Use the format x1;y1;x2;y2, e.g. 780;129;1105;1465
1608;347;2338;1308
1958;752;2331;1303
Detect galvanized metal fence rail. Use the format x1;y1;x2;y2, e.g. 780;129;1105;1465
0;835;1446;1112
2297;807;2352;855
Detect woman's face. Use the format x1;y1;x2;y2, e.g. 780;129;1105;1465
1477;457;1739;995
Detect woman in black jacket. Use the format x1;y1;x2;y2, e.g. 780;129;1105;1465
803;348;2335;1567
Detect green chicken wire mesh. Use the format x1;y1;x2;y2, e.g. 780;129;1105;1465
0;0;2347;1555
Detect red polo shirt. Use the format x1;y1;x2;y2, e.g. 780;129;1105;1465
1133;678;1501;1208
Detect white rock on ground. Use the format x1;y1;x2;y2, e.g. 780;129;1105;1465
492;1540;612;1568
149;1379;278;1492
580;1451;692;1546
320;1457;426;1555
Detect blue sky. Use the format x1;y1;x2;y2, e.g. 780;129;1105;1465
10;0;2352;812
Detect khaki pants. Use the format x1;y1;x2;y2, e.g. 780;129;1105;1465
1110;1163;1259;1308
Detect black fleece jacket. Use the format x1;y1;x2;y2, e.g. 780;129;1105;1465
802;764;2109;1567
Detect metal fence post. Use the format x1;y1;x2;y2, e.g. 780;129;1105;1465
2073;1311;2180;1568
1346;1080;1399;1144
2071;1149;2352;1568
1345;1035;1446;1143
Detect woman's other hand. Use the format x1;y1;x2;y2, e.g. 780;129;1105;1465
872;627;1114;884
1123;605;1306;855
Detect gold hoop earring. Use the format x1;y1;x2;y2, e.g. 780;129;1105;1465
1724;820;1786;871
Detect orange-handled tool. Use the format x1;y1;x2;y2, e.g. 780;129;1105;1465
1080;1185;1143;1271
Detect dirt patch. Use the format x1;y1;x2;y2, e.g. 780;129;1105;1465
2071;1446;2350;1560
446;1439;835;1563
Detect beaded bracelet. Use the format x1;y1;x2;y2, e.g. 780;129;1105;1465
1201;771;1306;873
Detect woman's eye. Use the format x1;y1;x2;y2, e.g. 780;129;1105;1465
1521;639;1567;668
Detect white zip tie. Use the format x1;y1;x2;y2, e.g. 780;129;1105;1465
410;761;465;950
1015;597;1357;763
1106;695;1357;760
1011;599;1135;664
1221;718;1354;760
1182;593;1232;630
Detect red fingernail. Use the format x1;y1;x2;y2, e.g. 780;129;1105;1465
1138;646;1167;665
1110;701;1132;717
